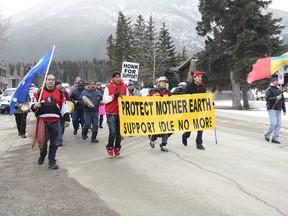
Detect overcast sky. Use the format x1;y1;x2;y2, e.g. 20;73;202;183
0;0;287;16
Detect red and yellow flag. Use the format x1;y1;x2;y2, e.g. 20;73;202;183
247;52;288;84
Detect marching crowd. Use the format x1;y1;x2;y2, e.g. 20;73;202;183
14;70;208;170
12;69;287;170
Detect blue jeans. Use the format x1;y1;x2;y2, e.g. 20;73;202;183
183;130;203;147
57;117;65;143
72;109;84;131
264;109;282;141
83;112;98;133
106;114;121;148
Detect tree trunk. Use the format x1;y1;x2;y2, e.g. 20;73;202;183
242;85;250;109
230;71;242;109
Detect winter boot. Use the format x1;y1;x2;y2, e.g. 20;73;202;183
91;132;99;143
82;131;88;140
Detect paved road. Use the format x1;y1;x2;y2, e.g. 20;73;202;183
0;114;118;216
1;108;288;216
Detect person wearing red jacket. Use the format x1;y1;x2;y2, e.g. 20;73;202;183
103;71;128;158
31;74;70;169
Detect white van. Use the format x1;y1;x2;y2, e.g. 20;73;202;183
0;88;16;113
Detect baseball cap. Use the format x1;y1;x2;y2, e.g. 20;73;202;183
193;71;202;77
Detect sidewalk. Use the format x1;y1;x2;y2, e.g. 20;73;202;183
0;116;119;216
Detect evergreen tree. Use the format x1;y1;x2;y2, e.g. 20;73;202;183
113;12;134;72
177;46;188;63
132;15;147;86
143;16;157;86
196;0;286;109
106;34;117;72
156;23;178;86
106;13;179;87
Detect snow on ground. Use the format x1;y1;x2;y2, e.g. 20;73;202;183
215;100;288;122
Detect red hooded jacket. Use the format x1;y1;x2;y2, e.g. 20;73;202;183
104;80;127;115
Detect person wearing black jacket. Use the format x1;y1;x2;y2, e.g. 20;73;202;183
70;80;85;135
182;71;206;150
264;77;286;144
14;94;30;138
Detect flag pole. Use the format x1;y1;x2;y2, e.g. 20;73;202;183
214;128;218;144
38;45;56;101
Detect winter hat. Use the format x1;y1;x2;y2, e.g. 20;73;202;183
128;81;134;86
96;82;102;86
112;71;121;78
271;77;278;83
55;80;62;86
193;71;202;77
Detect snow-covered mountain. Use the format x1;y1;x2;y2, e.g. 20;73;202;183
1;0;287;63
1;0;202;62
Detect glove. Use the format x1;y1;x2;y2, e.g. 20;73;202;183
74;100;78;105
34;101;41;108
276;94;282;100
284;112;286;115
114;92;120;98
64;121;70;127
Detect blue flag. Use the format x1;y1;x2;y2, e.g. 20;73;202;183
9;47;54;115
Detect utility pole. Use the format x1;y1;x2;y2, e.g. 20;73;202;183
153;39;156;86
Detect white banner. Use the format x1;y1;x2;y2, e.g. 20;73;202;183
278;67;284;85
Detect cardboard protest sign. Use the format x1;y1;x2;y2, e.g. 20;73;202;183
118;93;216;136
121;61;139;81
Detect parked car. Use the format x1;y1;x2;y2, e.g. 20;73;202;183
249;89;265;101
140;88;151;96
171;82;187;95
0;88;16;114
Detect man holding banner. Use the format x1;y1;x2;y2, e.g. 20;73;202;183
182;71;206;150
103;71;128;158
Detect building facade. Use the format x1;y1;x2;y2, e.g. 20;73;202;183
0;60;20;90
